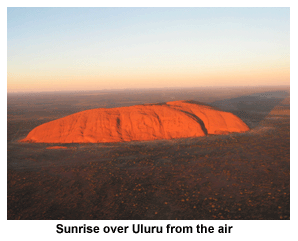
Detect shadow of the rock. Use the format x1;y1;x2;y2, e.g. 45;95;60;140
211;90;289;129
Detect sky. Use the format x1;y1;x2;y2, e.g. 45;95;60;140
7;7;290;93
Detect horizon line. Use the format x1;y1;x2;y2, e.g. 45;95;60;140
7;84;290;95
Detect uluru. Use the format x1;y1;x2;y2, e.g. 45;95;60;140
20;100;249;143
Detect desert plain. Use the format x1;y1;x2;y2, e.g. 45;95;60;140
7;86;290;220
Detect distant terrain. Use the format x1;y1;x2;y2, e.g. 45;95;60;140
7;86;290;220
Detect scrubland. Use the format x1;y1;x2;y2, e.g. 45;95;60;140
7;87;290;219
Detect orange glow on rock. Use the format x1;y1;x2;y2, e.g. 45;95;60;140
20;100;249;143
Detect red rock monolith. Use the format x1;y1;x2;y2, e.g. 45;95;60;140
20;100;249;143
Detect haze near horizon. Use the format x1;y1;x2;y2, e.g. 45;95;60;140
7;7;290;93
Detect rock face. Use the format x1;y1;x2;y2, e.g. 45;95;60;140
20;100;249;143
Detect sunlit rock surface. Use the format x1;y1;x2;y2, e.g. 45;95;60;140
20;100;249;143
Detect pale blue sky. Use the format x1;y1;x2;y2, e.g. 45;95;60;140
7;7;290;92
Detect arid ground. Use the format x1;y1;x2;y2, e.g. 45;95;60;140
7;86;290;220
